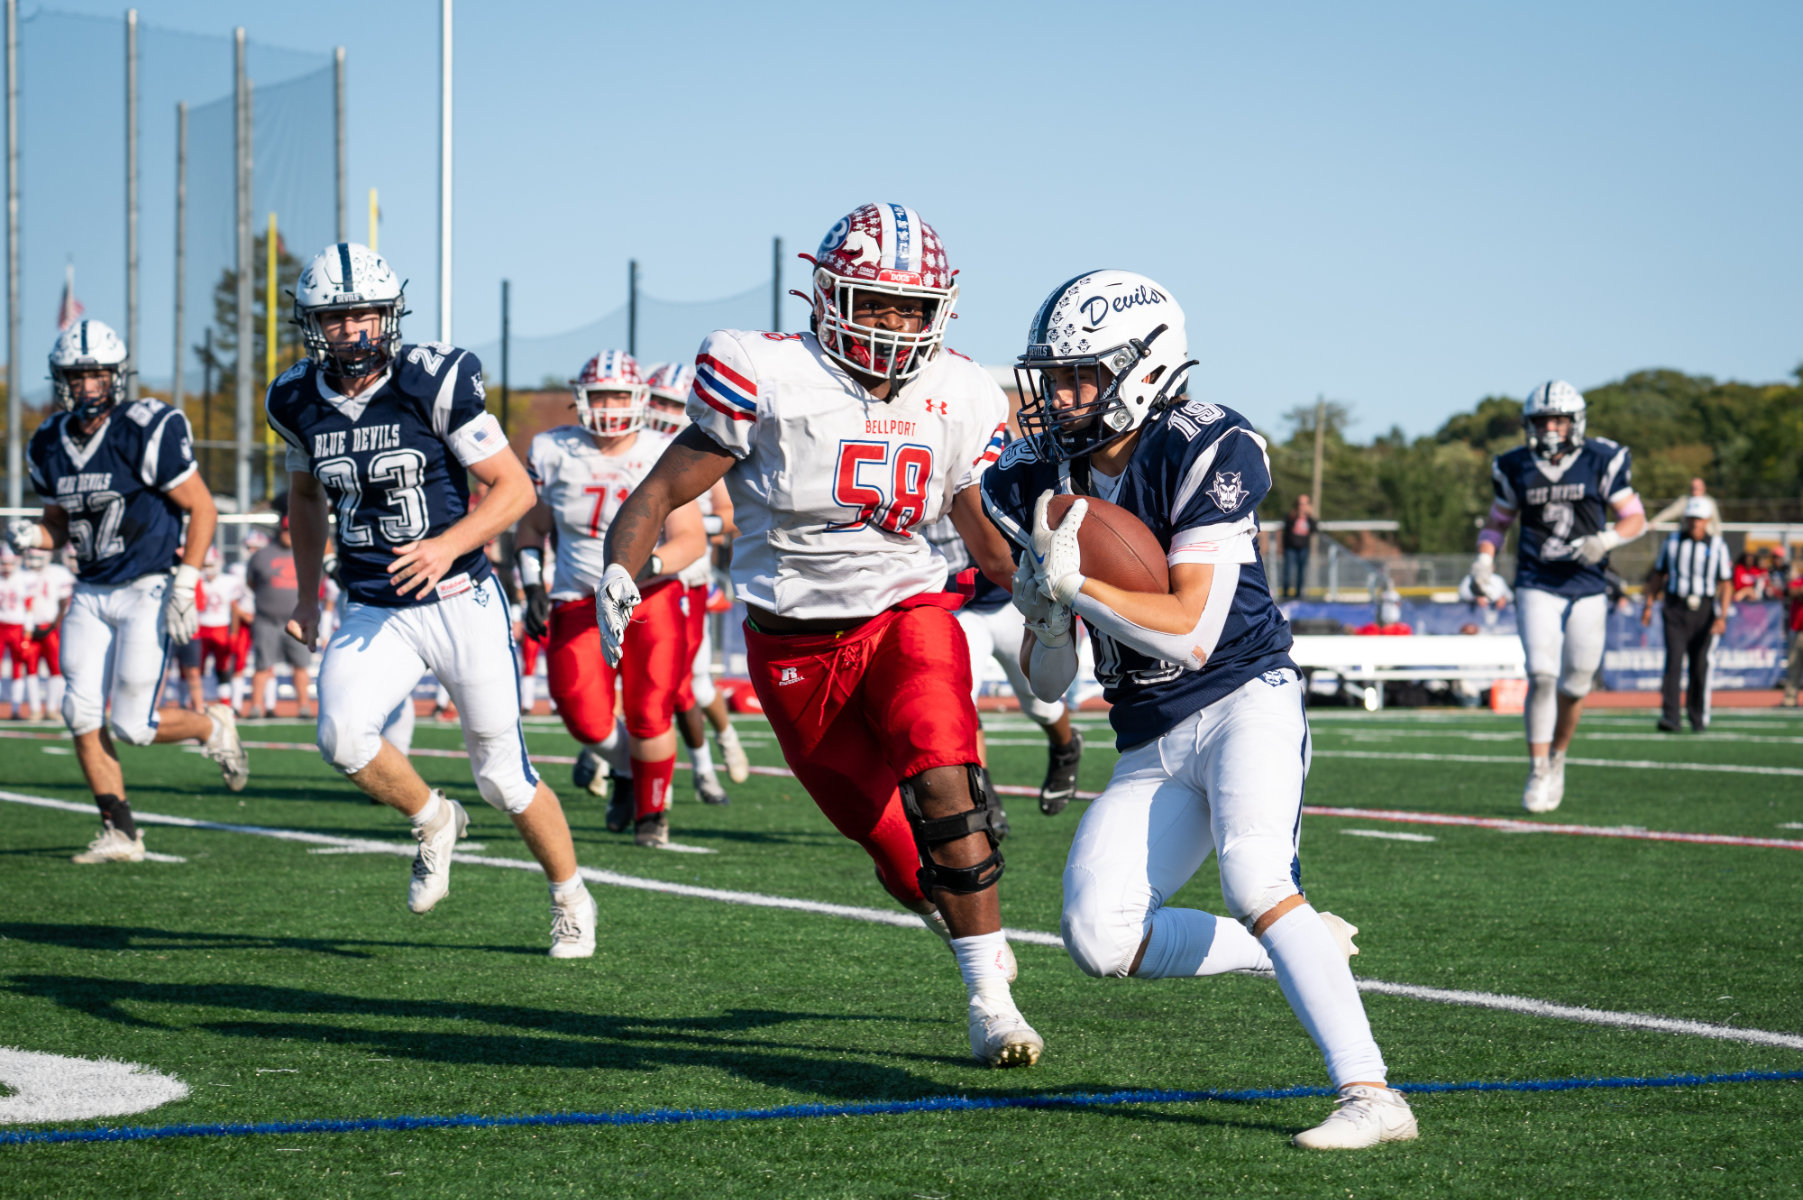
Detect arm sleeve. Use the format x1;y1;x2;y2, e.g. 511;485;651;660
146;410;199;491
686;331;761;460
436;351;510;467
1071;562;1242;672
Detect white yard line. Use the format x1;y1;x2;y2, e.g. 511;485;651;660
1340;829;1436;843
1323;728;1803;746
5;788;1801;1054
1313;749;1803;778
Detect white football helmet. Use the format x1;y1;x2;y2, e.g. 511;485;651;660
203;546;223;579
641;361;695;435
572;350;647;437
292;242;407;378
23;547;49;571
0;546;17;575
802;203;958;384
49;319;130;422
1522;380;1587;462
1015;270;1195;461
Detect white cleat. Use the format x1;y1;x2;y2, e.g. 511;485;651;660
1545;751;1567;810
549;889;597;959
968;990;1043;1068
919;910;1019;983
717;725;750;784
1521;761;1560;814
1318;912;1360;962
203;703;250;792
408;793;468;914
1293;1084;1419;1150
71;827;146;864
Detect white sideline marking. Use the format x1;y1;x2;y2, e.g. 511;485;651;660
141;851;188;863
1340;829;1436;843
1314;749;1803;778
1325;728;1803;747
5;789;1801;1053
226;738;1803;852
39;746;72;756
0;1047;188;1124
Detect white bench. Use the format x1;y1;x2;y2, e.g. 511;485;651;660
1290;634;1525;710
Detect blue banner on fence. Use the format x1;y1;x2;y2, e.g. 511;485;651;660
1282;599;1789;691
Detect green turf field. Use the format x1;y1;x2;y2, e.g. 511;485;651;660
2;705;1801;1197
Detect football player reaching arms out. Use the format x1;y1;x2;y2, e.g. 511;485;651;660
9;320;250;863
1465;382;1643;812
983;272;1414;1149
603;204;1040;1068
271;243;596;958
513;351;707;848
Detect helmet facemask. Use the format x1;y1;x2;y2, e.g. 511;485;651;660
812;272;957;385
300;301;404;380
51;364;128;425
1525;412;1586;462
1015;325;1186;462
575;384;647;438
643;395;690;436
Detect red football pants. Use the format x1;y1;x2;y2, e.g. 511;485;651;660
745;603;982;909
547;582;685;745
38;625;60;676
197;626;237;676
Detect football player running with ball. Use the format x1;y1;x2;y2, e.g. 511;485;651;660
1466;381;1643;813
514;351;708;847
983;272;1415;1149
602;204;1041;1068
11;319;250;863
270;243;596;957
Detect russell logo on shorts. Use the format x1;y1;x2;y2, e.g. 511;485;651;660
777;667;803;686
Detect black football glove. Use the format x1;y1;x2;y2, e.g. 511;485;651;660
523;582;551;640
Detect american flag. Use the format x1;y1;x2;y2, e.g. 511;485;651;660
56;263;84;331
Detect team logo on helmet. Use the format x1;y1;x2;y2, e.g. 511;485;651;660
804;203;958;384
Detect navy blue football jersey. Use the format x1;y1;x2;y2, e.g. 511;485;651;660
981;399;1295;750
266;344;510;607
1492;437;1633;598
28;399;196;585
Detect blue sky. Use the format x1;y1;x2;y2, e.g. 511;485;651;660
15;0;1801;437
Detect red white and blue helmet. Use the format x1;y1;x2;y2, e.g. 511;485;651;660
804;203;958;384
641;361;696;435
572;350;647;436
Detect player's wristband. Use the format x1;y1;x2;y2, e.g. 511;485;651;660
635;554;663;582
1594;528;1624;553
516;547;543;587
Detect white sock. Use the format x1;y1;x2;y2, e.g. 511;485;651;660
549;874;587;901
1530;754;1549;775
264;678;278;712
410;790;445;829
591;719;632;776
47;676;64;712
23;674;40;712
717;723;740;749
1137;908;1271;978
688;741;716;779
1260;903;1386;1088
951;931;1012;1000
519;675;536;713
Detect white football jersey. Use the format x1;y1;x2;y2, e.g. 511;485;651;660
687;330;1008;620
0;570;32;624
528;425;681;602
198;572;245;629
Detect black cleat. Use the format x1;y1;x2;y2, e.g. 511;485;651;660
604;776;635;833
696;774;730;806
635;812;670;849
572;747;609;797
1039;730;1084;816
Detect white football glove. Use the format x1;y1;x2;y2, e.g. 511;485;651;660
1011;554;1072;648
1468;552;1494;591
1031;490;1088;606
596;563;641;668
1576;528;1623;565
6;518;46;554
162;564;201;644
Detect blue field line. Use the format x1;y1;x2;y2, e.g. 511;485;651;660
3;1068;1800;1148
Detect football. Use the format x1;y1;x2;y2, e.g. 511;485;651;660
1045;494;1170;593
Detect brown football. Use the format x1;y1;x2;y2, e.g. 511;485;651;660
1046;494;1170;594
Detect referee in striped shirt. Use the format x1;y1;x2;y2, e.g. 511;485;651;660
1642;496;1733;732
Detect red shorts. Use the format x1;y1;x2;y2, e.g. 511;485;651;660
0;623;29;677
673;584;709;710
547;581;686;744
519;630;548;677
745;603;981;909
197;626;238;675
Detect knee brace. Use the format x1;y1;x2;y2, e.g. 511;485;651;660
899;764;1005;896
1218;840;1303;927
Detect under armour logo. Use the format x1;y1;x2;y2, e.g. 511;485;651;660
923;399;948;415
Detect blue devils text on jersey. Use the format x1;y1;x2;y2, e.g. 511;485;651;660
266;344;510;607
981;399;1294;749
28;398;196;585
1492;437;1633;598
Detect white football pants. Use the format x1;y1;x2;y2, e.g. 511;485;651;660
1516;587;1608;744
688;609;717;708
315;575;540;814
1062;668;1310;976
956;602;1066;727
60;574;172;746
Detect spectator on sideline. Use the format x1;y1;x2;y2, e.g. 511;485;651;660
246;516;312;719
1643;498;1732;733
1782;557;1803;708
1731;550;1766;602
1352;587;1412;636
1650;477;1721;537
1280;494;1316;600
